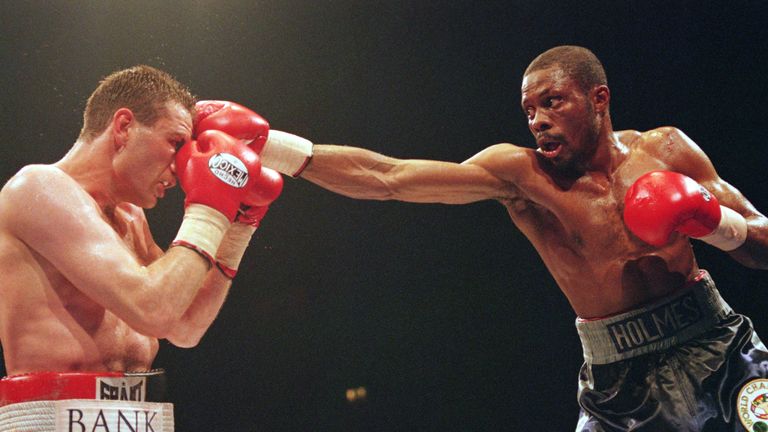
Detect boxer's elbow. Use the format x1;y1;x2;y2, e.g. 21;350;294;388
171;338;202;349
109;280;180;338
164;326;204;348
129;306;181;340
129;290;188;339
161;310;209;348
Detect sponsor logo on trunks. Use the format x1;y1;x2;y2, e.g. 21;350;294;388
96;376;147;402
738;379;768;431
208;153;249;188
606;291;702;353
54;400;166;432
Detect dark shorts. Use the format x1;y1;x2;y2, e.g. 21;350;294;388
576;272;768;432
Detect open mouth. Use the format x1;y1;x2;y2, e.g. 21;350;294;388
538;141;563;158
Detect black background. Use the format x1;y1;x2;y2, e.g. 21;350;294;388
1;1;767;430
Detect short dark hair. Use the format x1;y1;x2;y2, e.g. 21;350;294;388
79;65;196;140
524;46;607;93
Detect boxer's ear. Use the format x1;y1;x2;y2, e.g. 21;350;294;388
591;85;610;114
111;108;135;153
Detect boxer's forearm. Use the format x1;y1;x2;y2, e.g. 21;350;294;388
301;144;401;200
165;271;233;347
729;215;768;270
702;179;768;269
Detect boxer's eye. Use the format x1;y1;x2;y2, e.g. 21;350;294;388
545;96;562;108
172;139;186;151
524;107;535;120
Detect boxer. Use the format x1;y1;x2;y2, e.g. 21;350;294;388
232;46;768;430
0;65;280;431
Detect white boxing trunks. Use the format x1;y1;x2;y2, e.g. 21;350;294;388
0;369;174;431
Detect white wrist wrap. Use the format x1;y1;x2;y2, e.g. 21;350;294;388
216;224;257;273
172;204;230;262
262;130;313;177
696;205;748;251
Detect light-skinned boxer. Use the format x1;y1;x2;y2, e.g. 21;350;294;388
0;65;281;431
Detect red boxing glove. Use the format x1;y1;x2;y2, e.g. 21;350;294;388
237;167;284;227
215;167;283;278
624;170;747;250
245;167;283;207
194;100;313;177
624;171;720;246
172;130;262;265
175;129;262;221
194;100;270;151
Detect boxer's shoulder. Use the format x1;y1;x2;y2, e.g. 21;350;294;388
616;129;643;146
619;127;690;150
619;127;705;168
3;164;78;196
0;164;97;230
1;165;58;213
467;143;534;177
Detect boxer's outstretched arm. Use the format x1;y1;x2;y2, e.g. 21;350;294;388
0;165;217;339
301;144;523;204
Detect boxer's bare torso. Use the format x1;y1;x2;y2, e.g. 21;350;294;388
492;129;699;318
302;53;767;320
0;168;161;375
305;124;758;319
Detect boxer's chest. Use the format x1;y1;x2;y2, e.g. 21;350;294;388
509;169;656;264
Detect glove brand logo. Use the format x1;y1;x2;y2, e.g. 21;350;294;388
208;153;249;188
698;186;712;202
737;379;768;431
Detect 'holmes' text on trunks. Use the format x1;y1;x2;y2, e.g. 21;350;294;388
607;291;703;352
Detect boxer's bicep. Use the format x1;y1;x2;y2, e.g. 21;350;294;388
387;159;509;204
663;128;760;217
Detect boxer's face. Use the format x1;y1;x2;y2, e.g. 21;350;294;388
521;66;600;172
114;101;191;208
